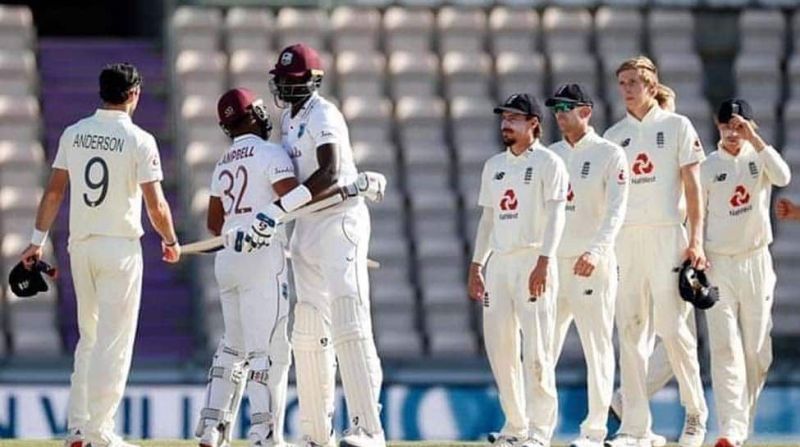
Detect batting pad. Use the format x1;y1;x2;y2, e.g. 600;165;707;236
246;353;273;442
332;296;384;435
292;302;337;444
268;317;292;443
196;342;247;441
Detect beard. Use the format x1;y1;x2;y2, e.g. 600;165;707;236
501;130;515;146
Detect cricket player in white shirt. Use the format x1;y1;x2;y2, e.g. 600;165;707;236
603;56;708;447
195;88;297;447
546;84;629;447
468;93;569;447
20;63;181;447
244;44;386;447
701;99;790;447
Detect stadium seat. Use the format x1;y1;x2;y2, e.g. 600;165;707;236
174;50;227;99
549;53;599;98
437;7;487;54
734;54;782;103
375;330;425;359
336;51;386;100
383;7;435;53
595;7;644;57
0;50;36;96
738;10;786;57
657;53;704;100
0;95;38;142
171;6;222;53
542;7;592;55
747;99;778;144
783;99;800;146
648;8;695;57
225;7;273;53
396;96;447;147
488;7;539;54
0;141;45;188
228;49;276;98
275;8;329;51
388;51;439;99
181;96;224;144
0;5;34;51
349;112;396;156
450;95;498;158
330;6;381;53
441;51;492;99
788;55;800;99
675;98;715;147
495;51;547;99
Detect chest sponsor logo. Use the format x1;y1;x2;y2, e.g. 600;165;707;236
499;189;519;220
566;183;576;212
524;167;533;184
580;161;591;178
714;173;727;182
729;184;753;216
620;138;631;148
494;171;505;181
749;161;759;178
631;153;656;184
656;131;665;148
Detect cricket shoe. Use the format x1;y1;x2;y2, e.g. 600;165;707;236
518;435;549;447
198;425;224;447
339;427;386;447
569;436;604;447
603;434;652;447
301;436;335;447
607;394;666;447
64;428;84;447
85;432;140;447
715;437;743;447
489;435;519;447
678;413;706;447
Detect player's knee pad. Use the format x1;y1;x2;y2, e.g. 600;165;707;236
291;302;336;444
195;342;248;443
331;296;384;435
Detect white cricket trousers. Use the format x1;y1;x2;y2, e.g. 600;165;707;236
615;225;707;438
553;254;617;441
66;236;143;437
706;247;775;441
484;247;558;442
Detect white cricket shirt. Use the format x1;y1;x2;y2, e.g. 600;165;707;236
280;92;360;214
52;109;163;241
603;105;705;226
210;134;296;242
702;142;791;255
478;141;569;254
549;128;629;258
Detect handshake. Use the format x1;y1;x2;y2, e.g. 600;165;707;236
241;171;386;252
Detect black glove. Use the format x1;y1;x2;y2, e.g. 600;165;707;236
9;260;57;298
678;259;719;310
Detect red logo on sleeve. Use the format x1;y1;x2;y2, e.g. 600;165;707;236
632;153;654;175
500;189;518;211
729;185;751;207
617;168;627;184
566;183;575;202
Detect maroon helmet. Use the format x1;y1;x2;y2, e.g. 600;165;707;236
269;43;325;106
217;88;272;139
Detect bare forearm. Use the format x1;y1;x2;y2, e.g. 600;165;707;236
686;186;703;246
34;192;64;232
147;201;178;243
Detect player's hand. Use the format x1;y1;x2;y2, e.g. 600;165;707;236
729;113;765;148
245;205;284;252
684;243;708;270
467;262;486;301
162;240;181;263
528;256;549;301
776;197;800;221
20;244;43;269
573;252;597;277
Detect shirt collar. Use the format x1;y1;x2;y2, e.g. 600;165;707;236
94;109;130;121
565;127;598;150
716;140;754;160
290;92;319;120
626;103;661;125
505;140;541;162
232;133;261;144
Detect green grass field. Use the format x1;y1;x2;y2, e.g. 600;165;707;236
0;442;794;447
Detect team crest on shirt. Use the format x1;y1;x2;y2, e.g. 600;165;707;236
656;131;665;148
729;184;753;216
748;161;759;178
580;161;591;178
620;138;631;148
523;167;533;184
631;153;656;184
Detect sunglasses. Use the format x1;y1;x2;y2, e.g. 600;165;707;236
551;102;578;113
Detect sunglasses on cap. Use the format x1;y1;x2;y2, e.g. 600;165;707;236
550;102;578;113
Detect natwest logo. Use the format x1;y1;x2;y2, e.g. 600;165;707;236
632;153;654;175
730;185;751;208
500;189;518;211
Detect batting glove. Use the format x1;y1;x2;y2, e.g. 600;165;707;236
341;171;387;203
244;204;284;252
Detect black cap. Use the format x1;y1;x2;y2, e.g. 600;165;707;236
678;259;719;310
8;260;57;298
717;98;754;123
493;93;543;119
99;63;142;105
545;83;593;107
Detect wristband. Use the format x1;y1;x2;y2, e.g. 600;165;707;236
164;240;178;247
278;185;312;212
31;228;48;246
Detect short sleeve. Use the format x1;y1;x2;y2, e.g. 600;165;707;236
135;132;164;184
266;147;296;184
209;167;222;197
308;105;345;147
543;155;569;201
677;117;706;167
478;161;493;207
52;130;69;170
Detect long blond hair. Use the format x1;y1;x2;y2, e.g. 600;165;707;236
616;56;660;96
655;84;676;112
